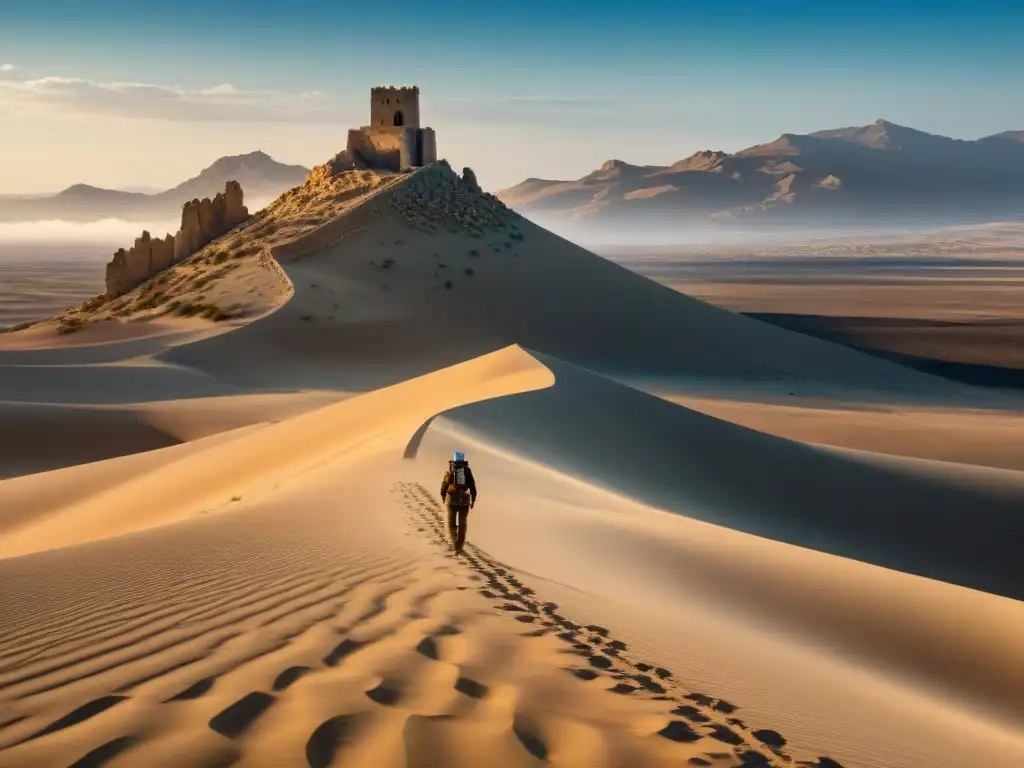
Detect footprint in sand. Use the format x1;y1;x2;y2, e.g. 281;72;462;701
365;678;404;707
272;666;312;692
20;695;127;744
705;723;745;746
324;638;365;667
673;704;711;723
512;714;548;761
208;691;276;739
658;720;702;743
453;676;488;699
165;675;216;702
68;735;140;768
306;714;358;768
415;636;439;660
564;667;600;681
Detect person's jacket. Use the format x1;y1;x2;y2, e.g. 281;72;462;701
440;460;477;506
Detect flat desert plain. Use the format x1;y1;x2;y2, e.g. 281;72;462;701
2;167;1023;768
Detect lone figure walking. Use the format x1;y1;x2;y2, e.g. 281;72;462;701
440;451;477;554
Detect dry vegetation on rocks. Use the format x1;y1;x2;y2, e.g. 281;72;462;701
32;164;401;334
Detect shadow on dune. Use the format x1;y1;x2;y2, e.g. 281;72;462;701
439;351;1024;602
0;329;203;367
747;312;1024;393
0;402;182;478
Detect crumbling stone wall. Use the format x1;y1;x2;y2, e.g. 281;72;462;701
105;180;249;297
420;128;437;166
347;127;406;171
347;126;436;171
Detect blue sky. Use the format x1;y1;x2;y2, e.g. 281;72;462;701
2;0;1023;194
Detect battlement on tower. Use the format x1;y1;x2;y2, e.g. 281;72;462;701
370;86;420;96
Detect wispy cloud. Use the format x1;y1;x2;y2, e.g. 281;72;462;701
0;65;351;123
446;95;614;109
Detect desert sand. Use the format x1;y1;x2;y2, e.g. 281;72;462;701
2;162;1023;768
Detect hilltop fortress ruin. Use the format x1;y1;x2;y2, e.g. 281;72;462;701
346;86;437;171
102;86;442;299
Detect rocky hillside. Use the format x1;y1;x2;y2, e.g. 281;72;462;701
0;151;309;223
20;157;403;336
498;119;1024;233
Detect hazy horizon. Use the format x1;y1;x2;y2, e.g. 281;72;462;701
3;0;1024;196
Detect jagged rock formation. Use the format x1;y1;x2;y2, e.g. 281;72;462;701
461;167;480;191
105;181;249;297
305;151;359;186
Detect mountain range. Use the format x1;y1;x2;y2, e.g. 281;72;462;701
497;120;1024;234
0;151;309;223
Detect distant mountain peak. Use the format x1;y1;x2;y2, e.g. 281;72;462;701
671;150;729;171
60;183;102;195
495;117;1024;231
54;183;134;200
980;130;1024;144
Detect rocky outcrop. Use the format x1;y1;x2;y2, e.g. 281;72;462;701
105;181;249;297
390;163;515;233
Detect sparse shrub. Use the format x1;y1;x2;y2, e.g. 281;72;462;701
200;304;227;321
135;294;163;310
464;267;475;276
81;295;108;311
444;279;453;290
381;257;395;269
299;313;313;321
510;230;524;241
214;250;230;264
57;316;85;335
468;249;479;257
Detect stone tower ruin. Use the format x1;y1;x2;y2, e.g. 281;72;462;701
370;86;421;129
347;85;437;172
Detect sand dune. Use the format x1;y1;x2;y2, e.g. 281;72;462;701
3;162;1023;768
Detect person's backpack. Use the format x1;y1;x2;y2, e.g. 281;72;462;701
447;460;471;503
